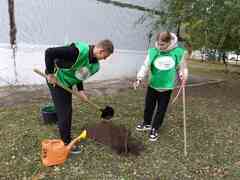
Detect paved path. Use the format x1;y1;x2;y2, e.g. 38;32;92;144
0;75;223;107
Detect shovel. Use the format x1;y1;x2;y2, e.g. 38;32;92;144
33;69;114;120
41;130;87;166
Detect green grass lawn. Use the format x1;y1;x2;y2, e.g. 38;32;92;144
0;60;240;179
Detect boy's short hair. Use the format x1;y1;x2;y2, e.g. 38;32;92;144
96;39;114;54
156;32;171;43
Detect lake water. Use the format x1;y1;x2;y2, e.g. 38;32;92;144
0;0;158;50
0;0;158;86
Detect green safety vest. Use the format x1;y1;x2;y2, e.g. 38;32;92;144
148;47;186;90
56;42;100;87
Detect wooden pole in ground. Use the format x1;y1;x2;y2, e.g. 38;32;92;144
183;85;187;156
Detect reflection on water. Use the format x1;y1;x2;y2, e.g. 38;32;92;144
0;0;158;50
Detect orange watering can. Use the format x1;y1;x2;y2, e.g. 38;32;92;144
41;130;87;166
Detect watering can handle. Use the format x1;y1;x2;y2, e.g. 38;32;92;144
33;69;101;110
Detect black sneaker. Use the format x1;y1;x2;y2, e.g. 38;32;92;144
70;145;81;154
149;128;158;141
136;123;151;131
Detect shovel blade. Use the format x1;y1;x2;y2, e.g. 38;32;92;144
101;106;114;120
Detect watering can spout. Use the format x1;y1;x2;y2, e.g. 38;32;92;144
79;130;87;139
67;130;87;151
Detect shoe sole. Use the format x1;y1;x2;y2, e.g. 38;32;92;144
149;138;158;141
136;127;151;131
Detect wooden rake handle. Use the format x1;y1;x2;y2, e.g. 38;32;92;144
33;69;101;110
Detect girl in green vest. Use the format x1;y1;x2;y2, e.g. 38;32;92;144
45;39;114;153
133;32;188;141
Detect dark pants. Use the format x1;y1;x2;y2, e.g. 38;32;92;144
143;86;172;130
48;83;72;144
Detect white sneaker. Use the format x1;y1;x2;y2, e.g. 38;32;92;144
149;128;159;141
136;123;151;131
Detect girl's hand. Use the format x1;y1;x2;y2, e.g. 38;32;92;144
179;71;188;85
133;80;141;90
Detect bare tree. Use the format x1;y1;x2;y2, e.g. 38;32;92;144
8;0;18;83
8;0;17;48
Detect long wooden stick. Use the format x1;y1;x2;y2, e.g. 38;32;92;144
172;83;184;104
182;85;187;156
33;69;101;110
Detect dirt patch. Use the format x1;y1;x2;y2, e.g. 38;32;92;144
0;85;49;107
0;79;133;107
87;121;144;156
0;76;221;108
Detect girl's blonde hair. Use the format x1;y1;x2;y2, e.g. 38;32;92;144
156;32;171;43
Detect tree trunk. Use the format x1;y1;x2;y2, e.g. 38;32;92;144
8;0;18;83
8;0;17;48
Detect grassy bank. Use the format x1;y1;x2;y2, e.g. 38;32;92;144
0;60;240;179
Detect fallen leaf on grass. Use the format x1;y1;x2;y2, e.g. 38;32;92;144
32;172;46;180
234;161;240;166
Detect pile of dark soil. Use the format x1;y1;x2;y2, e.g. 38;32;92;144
87;121;144;156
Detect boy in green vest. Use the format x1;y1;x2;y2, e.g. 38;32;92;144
133;32;188;141
45;39;114;153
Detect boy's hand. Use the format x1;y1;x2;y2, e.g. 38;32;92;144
77;90;88;102
133;80;141;90
47;74;57;86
